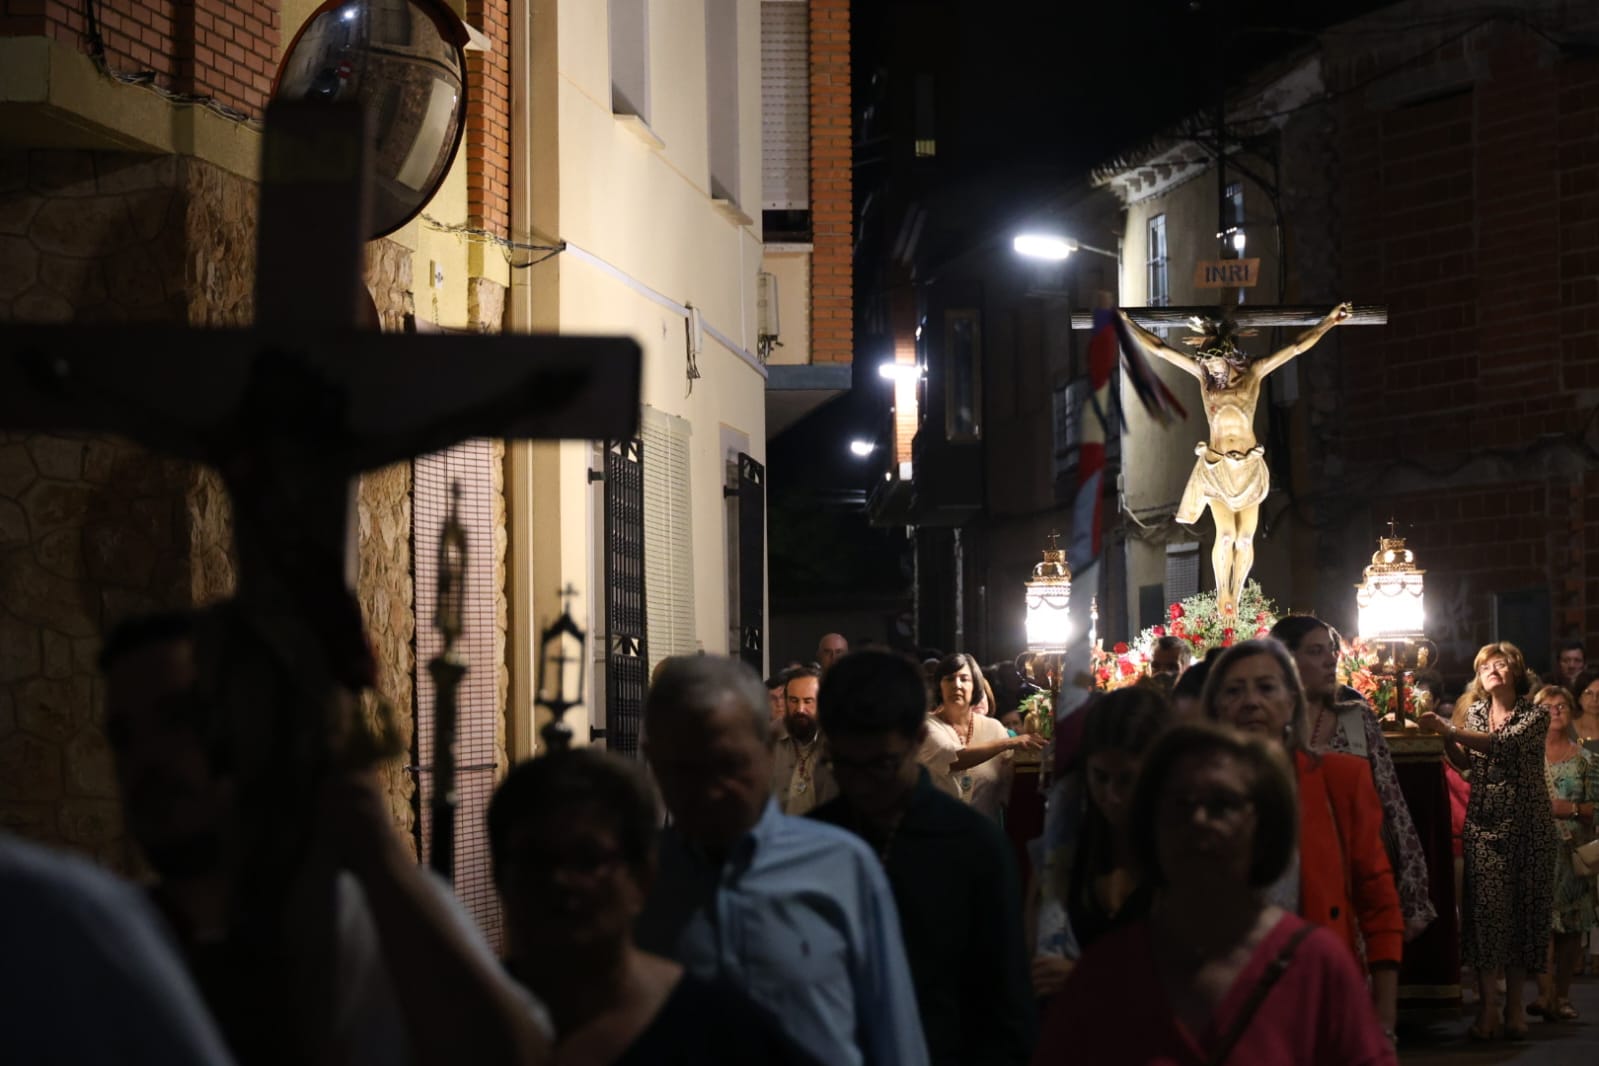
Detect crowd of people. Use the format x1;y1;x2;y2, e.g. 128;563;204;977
5;614;1599;1064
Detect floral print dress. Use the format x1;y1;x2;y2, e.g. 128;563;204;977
1324;701;1437;938
1460;698;1559;971
1545;745;1598;935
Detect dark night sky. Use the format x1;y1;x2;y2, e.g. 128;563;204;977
768;0;1402;607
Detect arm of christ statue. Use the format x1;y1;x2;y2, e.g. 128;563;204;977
1117;309;1203;381
1253;302;1354;376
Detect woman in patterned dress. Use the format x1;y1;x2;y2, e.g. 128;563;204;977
1418;642;1558;1041
1527;684;1597;1021
1270;616;1437;939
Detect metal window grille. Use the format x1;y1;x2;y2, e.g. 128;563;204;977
412;439;502;947
735;453;766;672
603;437;648;758
1053;378;1083;480
1165;542;1201;605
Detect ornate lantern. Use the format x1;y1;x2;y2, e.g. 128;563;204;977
1356;532;1426;642
1025;532;1072;652
536;583;588;755
1353;526;1435;732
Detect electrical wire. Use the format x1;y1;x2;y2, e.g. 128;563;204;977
416;213;566;269
80;0;260;128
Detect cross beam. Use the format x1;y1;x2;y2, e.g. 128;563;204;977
1071;303;1387;330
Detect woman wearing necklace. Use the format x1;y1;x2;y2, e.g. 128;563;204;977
1201;639;1404;1042
1526;684;1596;1022
919;654;1044;820
1033;722;1396;1065
1418;642;1558;1041
1270;616;1437;939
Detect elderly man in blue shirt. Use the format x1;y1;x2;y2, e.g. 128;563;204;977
637;655;929;1066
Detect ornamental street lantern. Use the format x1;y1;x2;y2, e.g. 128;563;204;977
1025;532;1072;653
536;583;589;755
1357;530;1426;642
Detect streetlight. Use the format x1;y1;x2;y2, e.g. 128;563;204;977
848;439;875;457
1355;525;1435;730
1012;232;1121;264
877;362;923;383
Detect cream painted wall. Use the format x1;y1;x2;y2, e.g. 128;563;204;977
761;249;811;366
552;0;768;659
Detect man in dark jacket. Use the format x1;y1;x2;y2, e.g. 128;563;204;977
811;651;1035;1065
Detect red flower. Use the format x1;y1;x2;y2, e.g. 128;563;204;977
1119;659;1137;677
1151;624;1166;637
1114;642;1129;654
1255;627;1269;638
1221;627;1235;648
1169;603;1185;620
1255;611;1268;624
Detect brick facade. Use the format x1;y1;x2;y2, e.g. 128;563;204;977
809;0;851;364
463;0;509;236
0;0;278;118
1300;8;1599;679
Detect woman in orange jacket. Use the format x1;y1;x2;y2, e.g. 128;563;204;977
1203;639;1404;1045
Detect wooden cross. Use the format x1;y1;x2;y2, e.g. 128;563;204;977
0;101;639;964
1070;304;1387;330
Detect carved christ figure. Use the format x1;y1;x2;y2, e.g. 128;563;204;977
1118;302;1353;617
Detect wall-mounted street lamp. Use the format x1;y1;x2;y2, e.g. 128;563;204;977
1012;233;1121;264
878;362;924;383
848;440;875;458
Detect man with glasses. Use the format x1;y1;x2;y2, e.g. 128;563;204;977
811;652;1035;1066
637;656;927;1066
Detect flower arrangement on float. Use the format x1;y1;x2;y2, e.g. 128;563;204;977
1090;582;1282;691
1337;638;1431;719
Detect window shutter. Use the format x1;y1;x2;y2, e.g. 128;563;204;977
602;438;648;758
642;408;696;674
1165;542;1201;606
412;439;502;949
761;1;809;210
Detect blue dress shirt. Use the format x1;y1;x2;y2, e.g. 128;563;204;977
637;799;930;1066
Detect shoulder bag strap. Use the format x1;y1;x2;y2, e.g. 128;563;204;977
1205;923;1318;1066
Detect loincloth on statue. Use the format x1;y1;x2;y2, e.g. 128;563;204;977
1175;442;1268;524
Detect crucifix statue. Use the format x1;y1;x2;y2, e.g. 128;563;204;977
1104;302;1382;618
0;98;638;1049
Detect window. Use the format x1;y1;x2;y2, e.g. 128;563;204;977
1146;214;1168;307
610;0;650;121
642;407;696;674
1224;181;1246;290
945;309;981;441
1053;378;1083;480
1165;542;1200;604
706;0;741;205
761;0;809;211
914;74;936;157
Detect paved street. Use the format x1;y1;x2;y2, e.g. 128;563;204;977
1400;974;1599;1064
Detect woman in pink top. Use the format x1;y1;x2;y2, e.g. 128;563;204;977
1034;722;1396;1066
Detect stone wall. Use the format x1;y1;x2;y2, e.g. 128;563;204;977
359;237;418;851
0;149;252;866
0;151;425;862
